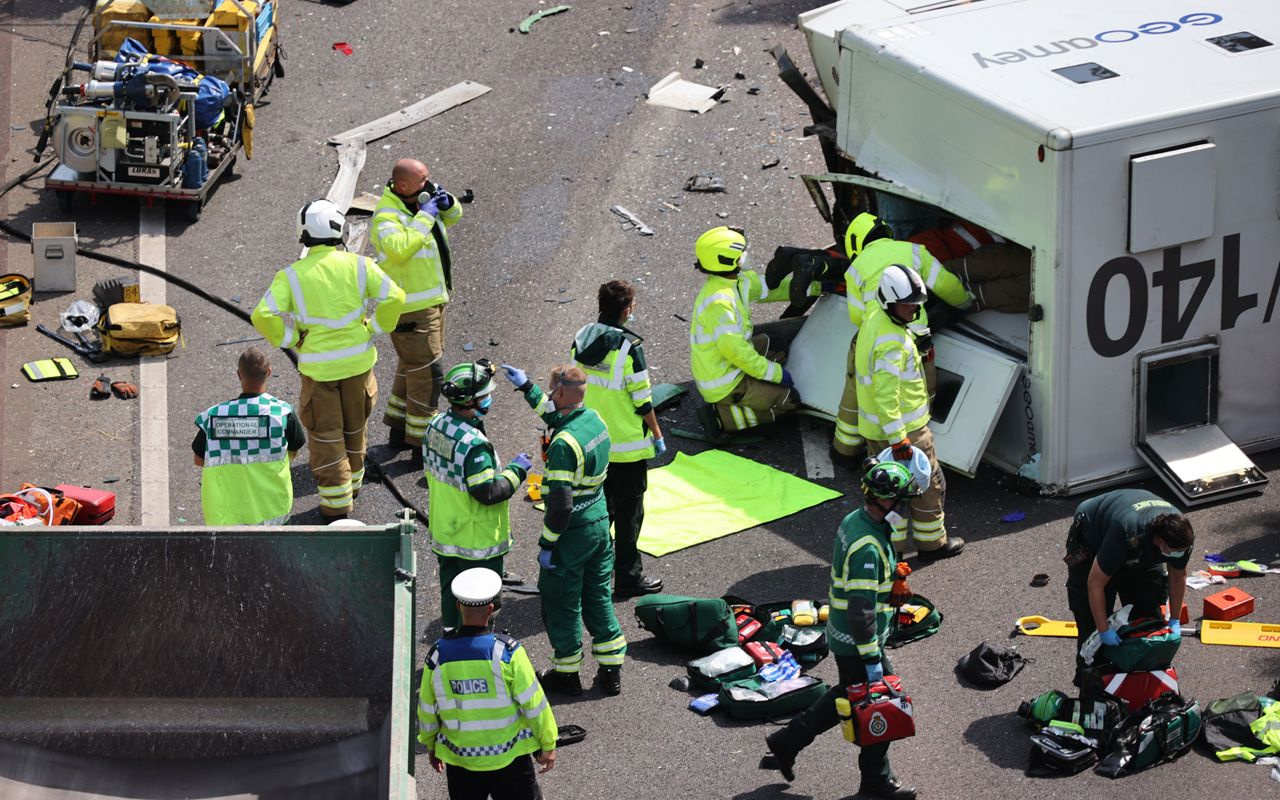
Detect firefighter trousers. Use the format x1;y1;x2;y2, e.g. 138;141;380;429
713;333;799;432
947;243;1031;313
384;305;446;445
538;515;627;673
299;370;376;518
866;425;947;552
766;653;896;785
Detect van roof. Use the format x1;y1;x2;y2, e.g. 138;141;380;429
819;0;1280;146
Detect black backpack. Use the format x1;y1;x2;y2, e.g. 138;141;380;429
1095;693;1202;778
956;642;1028;688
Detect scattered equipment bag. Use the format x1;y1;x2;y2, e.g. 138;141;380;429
98;302;181;357
636;594;738;654
1095;693;1202;778
888;594;943;647
1203;691;1272;758
0;274;32;327
687;646;757;692
53;483;116;525
718;674;828;721
1018;689;1122;737
778;623;829;667
846;676;916;746
1028;723;1100;776
957;642;1028;688
1085;668;1180;712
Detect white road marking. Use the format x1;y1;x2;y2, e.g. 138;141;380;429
138;202;169;525
800;418;834;480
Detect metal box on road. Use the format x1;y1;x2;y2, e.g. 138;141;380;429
30;221;77;292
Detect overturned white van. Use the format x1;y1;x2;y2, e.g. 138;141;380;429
784;0;1275;504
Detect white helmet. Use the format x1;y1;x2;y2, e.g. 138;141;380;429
297;199;346;244
876;264;927;311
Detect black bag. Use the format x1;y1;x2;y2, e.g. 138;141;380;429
957;642;1028;688
1027;726;1099;776
1095;693;1202;778
1201;692;1267;753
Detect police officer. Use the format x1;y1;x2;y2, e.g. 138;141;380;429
418;568;557;800
425;359;533;630
570;280;664;598
855;265;963;563
252;199;405;519
760;461;920;800
371;159;463;458
500;363;628;696
1064;489;1193;681
193;347;305;525
689;226;808;443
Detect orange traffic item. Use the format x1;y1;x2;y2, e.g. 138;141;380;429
1203;588;1254;621
1160;603;1191;625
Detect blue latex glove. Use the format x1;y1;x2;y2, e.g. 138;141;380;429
653;437;667;456
865;661;884;685
500;364;527;388
537;548;556;573
434;187;454;211
1169;619;1181;638
780;368;795;389
1099;629;1122;647
416;191;441;217
512;453;533;471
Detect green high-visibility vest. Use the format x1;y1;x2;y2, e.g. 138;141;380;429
418;630;558;771
520;385;611;546
370;187;462;313
196;393;294;525
1217;700;1280;762
855;305;930;443
571;321;655;463
827;508;895;661
424;410;523;560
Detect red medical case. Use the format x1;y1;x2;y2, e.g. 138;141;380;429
1100;668;1179;712
54;483;116;525
745;641;784;667
847;675;916;745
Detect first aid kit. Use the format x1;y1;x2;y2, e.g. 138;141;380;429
845;675;916;746
98;302;181;357
0;274;33;327
53;483;116;525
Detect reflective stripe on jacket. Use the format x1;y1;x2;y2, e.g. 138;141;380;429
251;246;405;381
370;186;462;313
689;271;788;402
196;393;294;525
571;322;654;463
854;305;930;442
844;238;973;332
827;508;895;661
425;410;522;560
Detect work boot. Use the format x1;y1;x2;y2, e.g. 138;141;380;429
538;669;584;697
613;575;663;599
857;776;916;800
916;537;965;565
829;445;863;469
596;668;622;696
695;404;730;446
388;429;413;451
758;751;796;783
409;444;424;469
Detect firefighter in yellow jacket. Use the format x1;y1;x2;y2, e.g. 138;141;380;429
371;158;463;458
419;567;557;800
251;200;406;519
689;226;808;442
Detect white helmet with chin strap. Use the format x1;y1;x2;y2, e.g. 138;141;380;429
297;199;346;245
876;264;927;318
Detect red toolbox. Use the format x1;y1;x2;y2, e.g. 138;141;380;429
53;484;116;525
847;675;916;745
1100;668;1179;712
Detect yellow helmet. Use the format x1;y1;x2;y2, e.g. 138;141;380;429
843;212;894;258
694;226;748;273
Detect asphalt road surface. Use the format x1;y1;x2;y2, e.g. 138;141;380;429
1;1;1278;798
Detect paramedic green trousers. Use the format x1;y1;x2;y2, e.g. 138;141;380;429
1066;555;1168;677
437;553;505;630
539;516;627;673
766;654;894;784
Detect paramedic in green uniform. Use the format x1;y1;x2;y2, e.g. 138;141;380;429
1064;489;1193;680
501;363;628;698
760;461;920;800
424;359;533;630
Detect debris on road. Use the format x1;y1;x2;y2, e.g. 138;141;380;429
746;86;761;95
215;336;265;347
518;5;571;34
611;205;654;236
694;58;706;69
684;172;726;193
332;42;353;55
760;156;780;169
328;82;492;147
462;342;475;352
646;72;726;114
1001;511;1027;523
734;71;746;80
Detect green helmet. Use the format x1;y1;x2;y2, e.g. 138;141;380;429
861;460;919;502
440;359;497;405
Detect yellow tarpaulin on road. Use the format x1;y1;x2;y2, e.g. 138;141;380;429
637;450;842;557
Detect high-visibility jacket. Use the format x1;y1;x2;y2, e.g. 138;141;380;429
855;305;930;442
251;246;405;382
195;393;295;525
689;271;790;402
844;238;973;332
424;409;527;560
520;385;611;546
369;186;462;313
1216;700;1280;762
571;320;655;463
827;508;895;662
418;629;557;771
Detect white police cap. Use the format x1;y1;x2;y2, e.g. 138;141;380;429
452;567;502;606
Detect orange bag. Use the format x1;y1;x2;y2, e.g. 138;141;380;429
0;494;42;524
16;484;82;525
